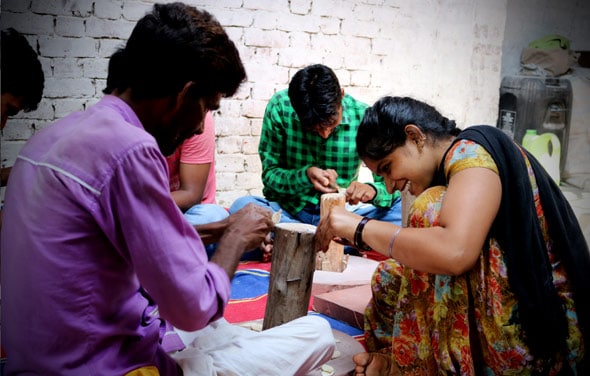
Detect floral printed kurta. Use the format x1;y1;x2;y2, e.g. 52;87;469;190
364;139;583;375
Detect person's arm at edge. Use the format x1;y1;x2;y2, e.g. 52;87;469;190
318;167;500;275
366;168;500;274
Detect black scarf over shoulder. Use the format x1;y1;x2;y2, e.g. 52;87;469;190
434;125;589;368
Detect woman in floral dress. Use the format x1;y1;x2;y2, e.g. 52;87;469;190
315;96;589;375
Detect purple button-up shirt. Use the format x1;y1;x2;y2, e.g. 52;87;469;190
1;96;230;375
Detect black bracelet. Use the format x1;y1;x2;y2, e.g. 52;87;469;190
354;216;373;251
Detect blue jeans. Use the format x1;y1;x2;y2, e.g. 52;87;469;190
229;196;402;226
229;195;402;258
183;203;229;259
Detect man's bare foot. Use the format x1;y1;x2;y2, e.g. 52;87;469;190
351;352;401;376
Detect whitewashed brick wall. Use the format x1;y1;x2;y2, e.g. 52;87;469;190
1;0;509;206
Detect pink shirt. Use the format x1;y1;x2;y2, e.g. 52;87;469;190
166;111;217;204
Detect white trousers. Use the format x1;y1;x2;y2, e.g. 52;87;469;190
171;315;335;376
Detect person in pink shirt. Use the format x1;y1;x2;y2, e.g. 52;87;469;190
167;112;218;209
166;110;228;258
166;111;228;222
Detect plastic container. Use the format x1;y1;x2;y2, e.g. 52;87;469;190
522;129;561;185
497;76;571;175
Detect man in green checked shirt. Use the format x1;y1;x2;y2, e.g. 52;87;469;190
229;64;401;259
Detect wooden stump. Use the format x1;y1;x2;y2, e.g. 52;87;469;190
316;192;348;272
263;223;317;330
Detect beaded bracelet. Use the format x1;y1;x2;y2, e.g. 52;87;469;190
388;227;402;258
354;216;373;251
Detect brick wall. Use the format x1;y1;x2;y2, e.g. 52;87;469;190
1;0;506;206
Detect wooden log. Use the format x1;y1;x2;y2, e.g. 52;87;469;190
316;192;347;272
263;223;317;330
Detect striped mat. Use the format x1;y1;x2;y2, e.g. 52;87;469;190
224;261;364;341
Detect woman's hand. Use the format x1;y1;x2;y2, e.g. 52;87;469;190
315;206;360;252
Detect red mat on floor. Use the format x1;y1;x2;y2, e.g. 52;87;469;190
223;260;368;347
224;252;386;325
224;261;271;323
223;261;315;323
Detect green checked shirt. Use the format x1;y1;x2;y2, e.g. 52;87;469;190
259;89;399;216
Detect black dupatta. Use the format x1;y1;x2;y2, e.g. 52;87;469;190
435;125;589;371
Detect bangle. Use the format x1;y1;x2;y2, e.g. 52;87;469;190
388;227;402;258
354;217;373;251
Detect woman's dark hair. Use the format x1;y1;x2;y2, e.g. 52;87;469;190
103;2;246;100
1;28;45;112
357;96;460;161
288;64;342;130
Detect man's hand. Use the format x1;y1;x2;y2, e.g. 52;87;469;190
307;166;339;193
260;233;273;262
212;203;274;278
225;204;274;251
344;181;377;205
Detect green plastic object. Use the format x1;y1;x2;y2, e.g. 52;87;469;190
528;34;570;50
522;129;561;185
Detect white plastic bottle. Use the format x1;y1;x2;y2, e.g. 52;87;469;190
521;129;561;185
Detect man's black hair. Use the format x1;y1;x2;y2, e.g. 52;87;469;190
288;64;342;130
103;2;246;100
1;28;45;112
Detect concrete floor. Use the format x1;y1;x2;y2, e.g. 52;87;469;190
561;183;590;245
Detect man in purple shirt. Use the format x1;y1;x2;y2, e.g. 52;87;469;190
1;3;334;375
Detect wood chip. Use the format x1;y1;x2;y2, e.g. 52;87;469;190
272;210;282;224
320;364;335;376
